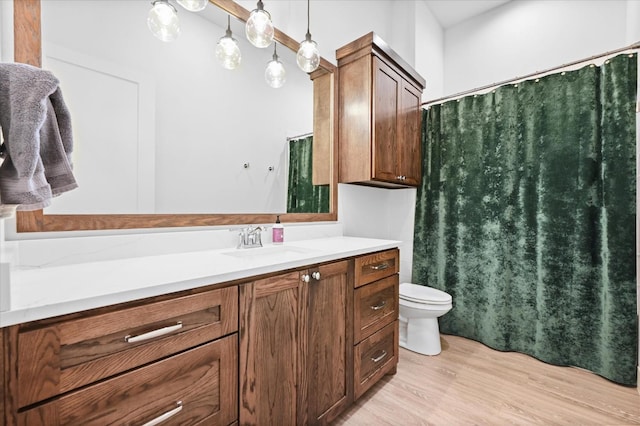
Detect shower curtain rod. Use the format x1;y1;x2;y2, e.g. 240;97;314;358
286;132;314;141
421;41;640;106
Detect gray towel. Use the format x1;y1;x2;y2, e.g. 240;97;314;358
0;62;77;211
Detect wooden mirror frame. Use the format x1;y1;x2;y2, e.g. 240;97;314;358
11;0;338;232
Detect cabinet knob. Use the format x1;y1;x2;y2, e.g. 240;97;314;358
302;274;310;283
312;271;321;280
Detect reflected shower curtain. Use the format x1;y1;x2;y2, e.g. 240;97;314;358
412;53;638;385
286;136;329;213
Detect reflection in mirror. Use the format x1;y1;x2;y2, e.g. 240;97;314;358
12;0;336;232
286;135;329;213
40;0;326;215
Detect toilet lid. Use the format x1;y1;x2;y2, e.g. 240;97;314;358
400;283;452;304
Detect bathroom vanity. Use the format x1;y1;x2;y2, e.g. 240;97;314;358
0;237;400;425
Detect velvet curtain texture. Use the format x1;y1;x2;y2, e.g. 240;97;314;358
286;136;329;213
412;53;638;385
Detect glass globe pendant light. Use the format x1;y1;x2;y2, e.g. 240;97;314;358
296;0;320;73
215;16;241;70
147;0;180;42
265;43;286;88
245;0;274;48
176;0;207;12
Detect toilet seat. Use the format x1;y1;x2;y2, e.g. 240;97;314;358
400;283;452;305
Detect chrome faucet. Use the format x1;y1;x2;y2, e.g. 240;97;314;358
237;225;264;249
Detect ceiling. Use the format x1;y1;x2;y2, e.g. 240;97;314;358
424;0;512;29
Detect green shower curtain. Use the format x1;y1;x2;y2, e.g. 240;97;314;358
286;135;329;213
412;53;638;385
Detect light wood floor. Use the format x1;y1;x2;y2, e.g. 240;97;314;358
334;335;640;425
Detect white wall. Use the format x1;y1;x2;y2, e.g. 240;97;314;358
0;0;12;62
444;0;632;95
415;0;445;101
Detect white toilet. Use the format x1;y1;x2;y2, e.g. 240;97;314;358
399;282;452;355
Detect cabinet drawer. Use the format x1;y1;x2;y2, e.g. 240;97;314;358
354;275;398;343
19;334;238;426
17;286;238;408
354;321;398;400
354;249;399;288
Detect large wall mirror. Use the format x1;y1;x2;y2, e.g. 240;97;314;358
12;0;337;232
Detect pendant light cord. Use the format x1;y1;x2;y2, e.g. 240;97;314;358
306;0;311;37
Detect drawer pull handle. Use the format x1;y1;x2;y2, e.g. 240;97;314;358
125;322;183;343
371;350;388;363
370;300;386;311
142;401;183;426
371;263;389;271
312;271;321;280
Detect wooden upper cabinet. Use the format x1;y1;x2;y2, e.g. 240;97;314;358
337;32;425;188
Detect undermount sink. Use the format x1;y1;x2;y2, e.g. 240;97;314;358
221;245;319;260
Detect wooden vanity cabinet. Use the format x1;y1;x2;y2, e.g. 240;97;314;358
1;247;400;425
3;286;239;425
353;249;400;399
239;260;353;426
337;32;425;188
303;260;353;425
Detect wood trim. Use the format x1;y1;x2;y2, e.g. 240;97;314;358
338;55;372;184
312;72;332;186
16;212;337;233
13;0;40;66
12;0;338;233
297;269;310;426
4;326;19;426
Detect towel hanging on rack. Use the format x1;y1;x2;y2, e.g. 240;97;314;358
0;62;78;211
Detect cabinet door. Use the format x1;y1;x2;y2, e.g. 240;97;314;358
301;260;353;425
239;272;304;426
373;56;401;183
398;79;422;186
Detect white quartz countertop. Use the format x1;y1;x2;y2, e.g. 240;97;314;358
0;236;400;327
